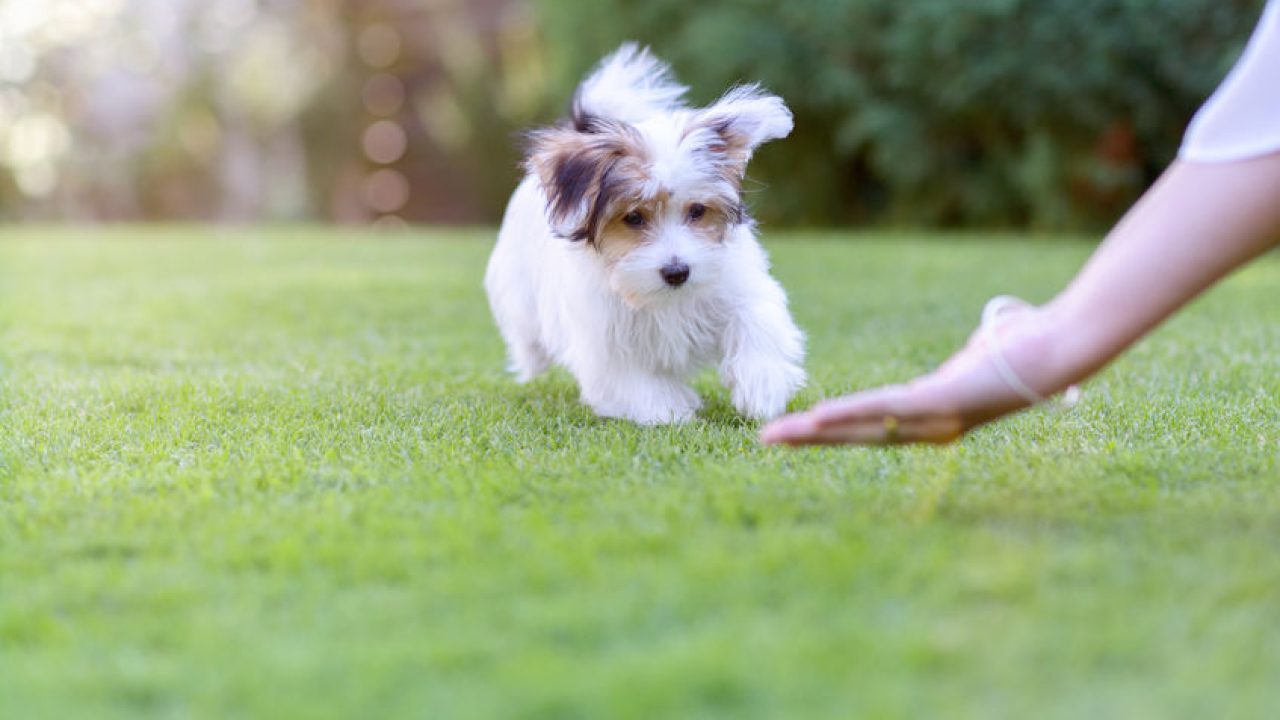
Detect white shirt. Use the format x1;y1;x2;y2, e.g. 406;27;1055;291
1180;0;1280;162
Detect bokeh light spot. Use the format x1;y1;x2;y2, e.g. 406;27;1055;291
357;24;401;69
0;43;36;84
362;120;407;165
364;168;410;213
362;73;405;117
15;161;57;198
5;113;70;169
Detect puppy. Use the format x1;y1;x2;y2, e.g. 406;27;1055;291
485;44;805;425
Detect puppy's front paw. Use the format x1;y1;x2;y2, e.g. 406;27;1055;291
585;379;702;425
624;399;700;426
725;358;805;420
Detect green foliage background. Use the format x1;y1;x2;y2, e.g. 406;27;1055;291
534;0;1264;229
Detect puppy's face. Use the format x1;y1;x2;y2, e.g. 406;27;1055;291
528;89;791;307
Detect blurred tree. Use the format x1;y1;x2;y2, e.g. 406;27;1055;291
534;0;1265;229
0;0;547;226
0;0;341;222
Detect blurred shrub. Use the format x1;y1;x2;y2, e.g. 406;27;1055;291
534;0;1263;229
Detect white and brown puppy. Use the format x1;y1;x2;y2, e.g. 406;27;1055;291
485;44;805;424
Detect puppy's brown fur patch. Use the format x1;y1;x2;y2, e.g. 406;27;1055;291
526;121;649;244
681;117;755;189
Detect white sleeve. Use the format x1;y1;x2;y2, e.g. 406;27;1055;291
1180;0;1280;163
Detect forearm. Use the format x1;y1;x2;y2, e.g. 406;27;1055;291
1040;154;1280;389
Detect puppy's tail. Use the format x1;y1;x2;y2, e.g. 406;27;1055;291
571;43;688;131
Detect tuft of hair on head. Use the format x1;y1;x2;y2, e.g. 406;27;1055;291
571;42;689;132
525;120;645;244
683;84;793;183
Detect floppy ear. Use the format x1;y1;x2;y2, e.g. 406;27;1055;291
526;122;640;243
690;84;793;179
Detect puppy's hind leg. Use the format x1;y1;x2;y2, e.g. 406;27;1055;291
488;296;550;382
486;265;550;382
506;336;550;383
491;300;549;382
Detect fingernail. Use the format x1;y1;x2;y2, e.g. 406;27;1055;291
760;420;790;444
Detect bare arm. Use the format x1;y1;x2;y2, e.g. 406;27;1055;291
761;153;1280;446
1045;155;1280;383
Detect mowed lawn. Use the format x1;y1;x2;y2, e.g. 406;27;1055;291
3;227;1280;718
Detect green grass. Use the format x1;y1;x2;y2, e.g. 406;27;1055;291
3;227;1280;718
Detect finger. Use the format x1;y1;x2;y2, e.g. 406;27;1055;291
760;412;881;445
807;386;906;426
762;407;896;445
763;387;911;445
759;412;818;445
771;413;964;446
794;418;902;445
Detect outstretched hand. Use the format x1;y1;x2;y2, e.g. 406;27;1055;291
760;381;965;445
760;302;1051;446
765;155;1280;447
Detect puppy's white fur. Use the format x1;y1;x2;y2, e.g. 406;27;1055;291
485;44;805;424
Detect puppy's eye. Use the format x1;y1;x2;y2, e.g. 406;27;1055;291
622;210;646;227
687;203;706;222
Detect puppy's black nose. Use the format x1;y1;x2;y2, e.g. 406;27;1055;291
660;261;690;287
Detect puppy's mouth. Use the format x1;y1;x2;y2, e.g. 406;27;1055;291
619;289;647;308
618;284;698;310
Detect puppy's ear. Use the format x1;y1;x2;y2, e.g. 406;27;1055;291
689;85;793;179
526;123;640;243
